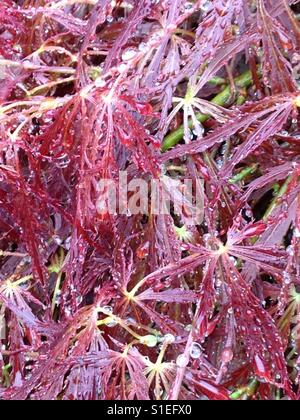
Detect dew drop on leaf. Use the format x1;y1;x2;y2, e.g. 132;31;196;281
138;42;148;52
176;354;189;367
221;347;234;363
102;306;113;314
190;342;202;359
164;334;175;344
140;335;158;348
95;78;106;88
121;48;138;61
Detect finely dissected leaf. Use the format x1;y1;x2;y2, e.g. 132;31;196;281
221;102;293;178
193;30;260;94
1;0;300;401
221;259;292;393
185;372;230;401
0;1;25;58
161;95;295;162
257;0;297;94
103;1;153;71
179;0;245;83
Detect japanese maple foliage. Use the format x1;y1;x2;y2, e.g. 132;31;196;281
0;0;300;401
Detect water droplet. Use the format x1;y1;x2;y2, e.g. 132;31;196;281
138;42;148;52
13;371;23;388
176;354;189;367
184;1;193;11
76;295;83;305
106;318;118;328
64;236;71;250
283;272;291;285
190;342;202;359
200;0;212;12
56;153;70;169
53;235;63;245
121;48;137;61
102;305;113;314
140;335;158;348
95;77;106;88
221;347;233;363
118;63;127;73
164;334;175;344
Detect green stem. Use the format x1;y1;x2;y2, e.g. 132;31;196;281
162;69;253;151
1;364;12;387
230;378;259;400
263;176;292;221
229;163;258;184
208;76;226;86
51;272;63;315
249;177;292;245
